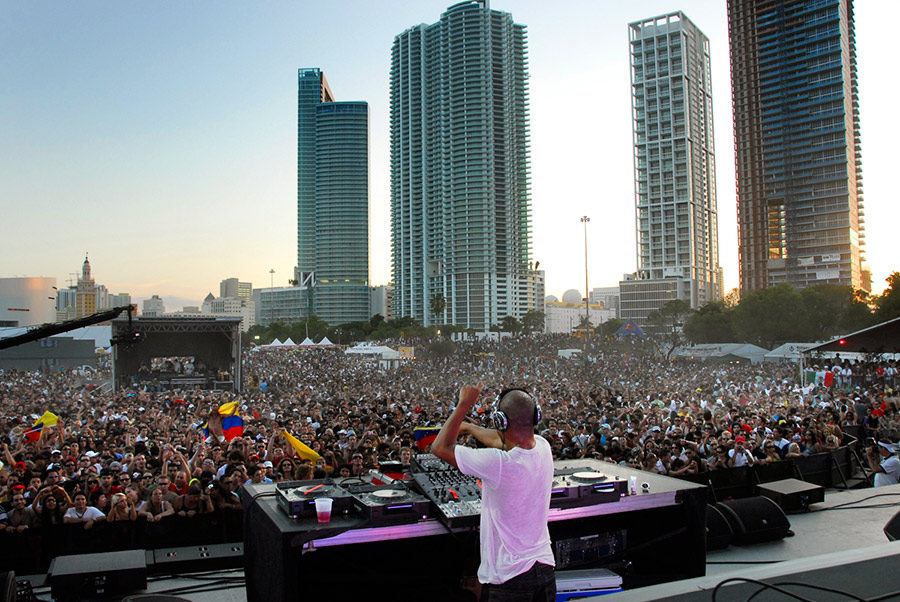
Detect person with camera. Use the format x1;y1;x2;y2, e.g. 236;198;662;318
432;383;556;602
728;436;754;467
867;439;900;487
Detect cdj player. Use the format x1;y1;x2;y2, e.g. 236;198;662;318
550;468;628;509
276;479;354;519
342;481;432;526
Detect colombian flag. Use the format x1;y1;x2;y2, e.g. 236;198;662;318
218;402;243;441
282;430;321;463
413;427;441;451
24;411;59;443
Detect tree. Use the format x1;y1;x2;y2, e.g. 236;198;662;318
499;315;522;334
649;299;693;359
732;284;805;347
876;272;900;322
522;310;545;335
429;294;446;324
684;301;735;344
600;318;623;337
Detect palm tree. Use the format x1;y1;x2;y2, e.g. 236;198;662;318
429;293;446;323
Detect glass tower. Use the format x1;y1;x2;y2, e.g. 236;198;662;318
728;0;866;293
390;0;539;330
296;68;370;326
622;12;722;324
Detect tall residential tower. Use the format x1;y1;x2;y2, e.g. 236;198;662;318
296;68;370;325
621;12;723;326
390;0;542;330
728;0;866;293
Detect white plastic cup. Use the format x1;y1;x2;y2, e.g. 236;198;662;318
315;497;333;523
630;476;637;495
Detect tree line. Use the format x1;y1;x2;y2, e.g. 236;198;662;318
663;272;900;348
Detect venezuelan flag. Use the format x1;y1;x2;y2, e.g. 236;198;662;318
218;402;243;441
282;429;321;463
413;426;441;451
24;411;59;443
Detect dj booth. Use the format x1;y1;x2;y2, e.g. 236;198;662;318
241;458;707;601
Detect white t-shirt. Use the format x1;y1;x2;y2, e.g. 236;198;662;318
64;506;105;520
875;456;900;487
455;435;555;585
729;448;753;467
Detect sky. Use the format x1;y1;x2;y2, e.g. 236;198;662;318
1;1;893;312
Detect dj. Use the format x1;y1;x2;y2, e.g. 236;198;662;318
432;382;556;601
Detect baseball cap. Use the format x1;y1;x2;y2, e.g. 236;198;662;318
878;441;899;454
735;436;746;444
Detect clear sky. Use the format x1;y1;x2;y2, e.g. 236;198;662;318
1;1;892;311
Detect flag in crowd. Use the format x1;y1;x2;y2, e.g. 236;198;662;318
218;402;244;441
282;429;321;464
24;411;58;443
413;426;441;451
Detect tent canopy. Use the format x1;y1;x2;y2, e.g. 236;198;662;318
615;319;645;337
803;316;900;355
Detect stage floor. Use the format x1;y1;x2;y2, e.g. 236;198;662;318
22;483;900;601
705;481;900;576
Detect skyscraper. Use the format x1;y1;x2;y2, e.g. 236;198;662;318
728;0;866;293
621;12;722;326
390;0;541;330
296;68;370;325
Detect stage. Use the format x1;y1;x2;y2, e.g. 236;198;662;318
14;482;900;601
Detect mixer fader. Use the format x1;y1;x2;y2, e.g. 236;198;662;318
410;453;483;528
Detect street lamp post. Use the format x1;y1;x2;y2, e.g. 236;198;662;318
581;216;590;330
269;269;275;326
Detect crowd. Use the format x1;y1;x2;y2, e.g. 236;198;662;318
2;335;900;533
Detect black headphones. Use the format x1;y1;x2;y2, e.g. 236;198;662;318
491;388;542;432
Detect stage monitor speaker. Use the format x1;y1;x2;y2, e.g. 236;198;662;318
758;478;824;513
705;505;733;550
884;509;900;541
716;497;791;546
49;549;147;602
0;572;15;602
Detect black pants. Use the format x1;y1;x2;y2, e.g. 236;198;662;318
481;562;556;602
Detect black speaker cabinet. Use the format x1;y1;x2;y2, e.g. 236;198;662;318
716;497;791;546
884;509;900;541
705;504;733;550
758;478;824;513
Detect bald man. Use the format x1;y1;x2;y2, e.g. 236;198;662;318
433;383;555;601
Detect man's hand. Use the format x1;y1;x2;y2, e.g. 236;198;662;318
458;383;484;411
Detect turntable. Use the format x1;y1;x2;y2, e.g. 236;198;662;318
550;469;626;509
345;482;432;526
276;479;354;519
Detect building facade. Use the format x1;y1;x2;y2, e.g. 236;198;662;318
728;0;866;292
544;301;616;335
590;286;621;318
370;285;394;322
0;277;57;327
142;295;165;317
624;12;723;327
296;68;370;326
390;1;538;330
54;256;128;321
220;278;252;302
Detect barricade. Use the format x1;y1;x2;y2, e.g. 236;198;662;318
0;509;243;573
673;445;866;501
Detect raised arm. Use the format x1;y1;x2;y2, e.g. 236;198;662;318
432;383;483;469
458;421;503;450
